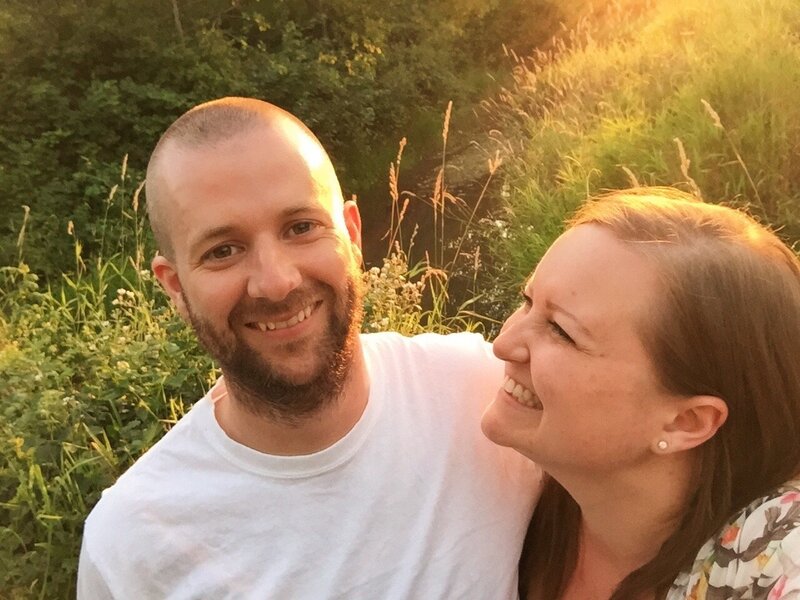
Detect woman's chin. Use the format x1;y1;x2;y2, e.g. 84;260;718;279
480;397;536;457
480;402;505;446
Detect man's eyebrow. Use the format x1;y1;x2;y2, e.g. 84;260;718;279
188;225;237;257
282;204;323;218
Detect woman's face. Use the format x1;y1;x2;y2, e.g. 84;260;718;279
481;224;680;473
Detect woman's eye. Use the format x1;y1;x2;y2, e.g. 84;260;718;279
548;320;574;344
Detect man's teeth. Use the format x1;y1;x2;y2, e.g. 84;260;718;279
503;376;543;410
253;304;314;331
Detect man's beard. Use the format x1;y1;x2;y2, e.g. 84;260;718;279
184;274;363;425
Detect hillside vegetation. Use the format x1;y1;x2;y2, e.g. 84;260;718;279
478;0;800;313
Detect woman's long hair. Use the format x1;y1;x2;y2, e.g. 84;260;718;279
520;188;800;600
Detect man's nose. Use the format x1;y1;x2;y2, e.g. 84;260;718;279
245;242;302;302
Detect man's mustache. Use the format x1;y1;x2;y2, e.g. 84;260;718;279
229;284;330;321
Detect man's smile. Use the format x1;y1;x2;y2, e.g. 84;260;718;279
245;300;321;331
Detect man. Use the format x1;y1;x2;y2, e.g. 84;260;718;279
78;97;540;598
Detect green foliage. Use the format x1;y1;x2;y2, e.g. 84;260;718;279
479;0;800;317
0;261;213;597
0;185;216;595
0;0;564;280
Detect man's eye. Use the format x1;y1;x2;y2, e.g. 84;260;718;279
205;245;237;261
289;221;318;236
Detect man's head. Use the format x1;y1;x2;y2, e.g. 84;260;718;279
145;97;354;260
146;97;364;423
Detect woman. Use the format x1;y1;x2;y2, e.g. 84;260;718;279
481;188;800;599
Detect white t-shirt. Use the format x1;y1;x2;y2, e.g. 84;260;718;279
78;332;541;599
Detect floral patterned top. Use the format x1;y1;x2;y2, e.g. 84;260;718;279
668;480;800;600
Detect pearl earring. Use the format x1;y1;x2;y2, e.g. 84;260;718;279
657;440;669;451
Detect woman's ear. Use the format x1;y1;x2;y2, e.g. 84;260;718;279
152;255;189;322
657;395;728;452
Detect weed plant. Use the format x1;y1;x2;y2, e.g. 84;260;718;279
1;164;215;596
378;104;506;334
479;0;800;317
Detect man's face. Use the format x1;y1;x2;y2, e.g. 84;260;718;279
151;122;364;419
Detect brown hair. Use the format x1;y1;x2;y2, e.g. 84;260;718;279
520;187;800;599
144;97;325;260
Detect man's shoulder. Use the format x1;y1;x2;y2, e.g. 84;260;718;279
360;331;503;416
360;330;493;360
360;331;499;384
83;397;211;537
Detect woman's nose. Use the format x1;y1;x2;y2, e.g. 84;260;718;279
492;311;530;364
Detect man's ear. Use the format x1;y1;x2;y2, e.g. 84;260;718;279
342;199;363;258
152;255;189;321
658;395;728;452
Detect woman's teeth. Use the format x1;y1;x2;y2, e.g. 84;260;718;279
253;304;314;331
503;376;543;410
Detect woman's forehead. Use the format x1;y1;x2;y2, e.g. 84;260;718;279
532;225;661;331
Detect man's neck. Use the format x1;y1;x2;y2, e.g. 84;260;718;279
212;343;370;456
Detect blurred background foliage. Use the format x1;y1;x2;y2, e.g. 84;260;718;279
0;0;562;277
2;0;800;596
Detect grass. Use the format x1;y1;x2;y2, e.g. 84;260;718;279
477;0;800;316
0;251;214;598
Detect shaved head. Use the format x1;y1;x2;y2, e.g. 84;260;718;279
145;97;342;260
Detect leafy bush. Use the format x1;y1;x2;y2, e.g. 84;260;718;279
0;234;214;597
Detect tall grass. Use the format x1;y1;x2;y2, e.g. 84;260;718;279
377;103;506;334
1;190;215;597
478;0;800;315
